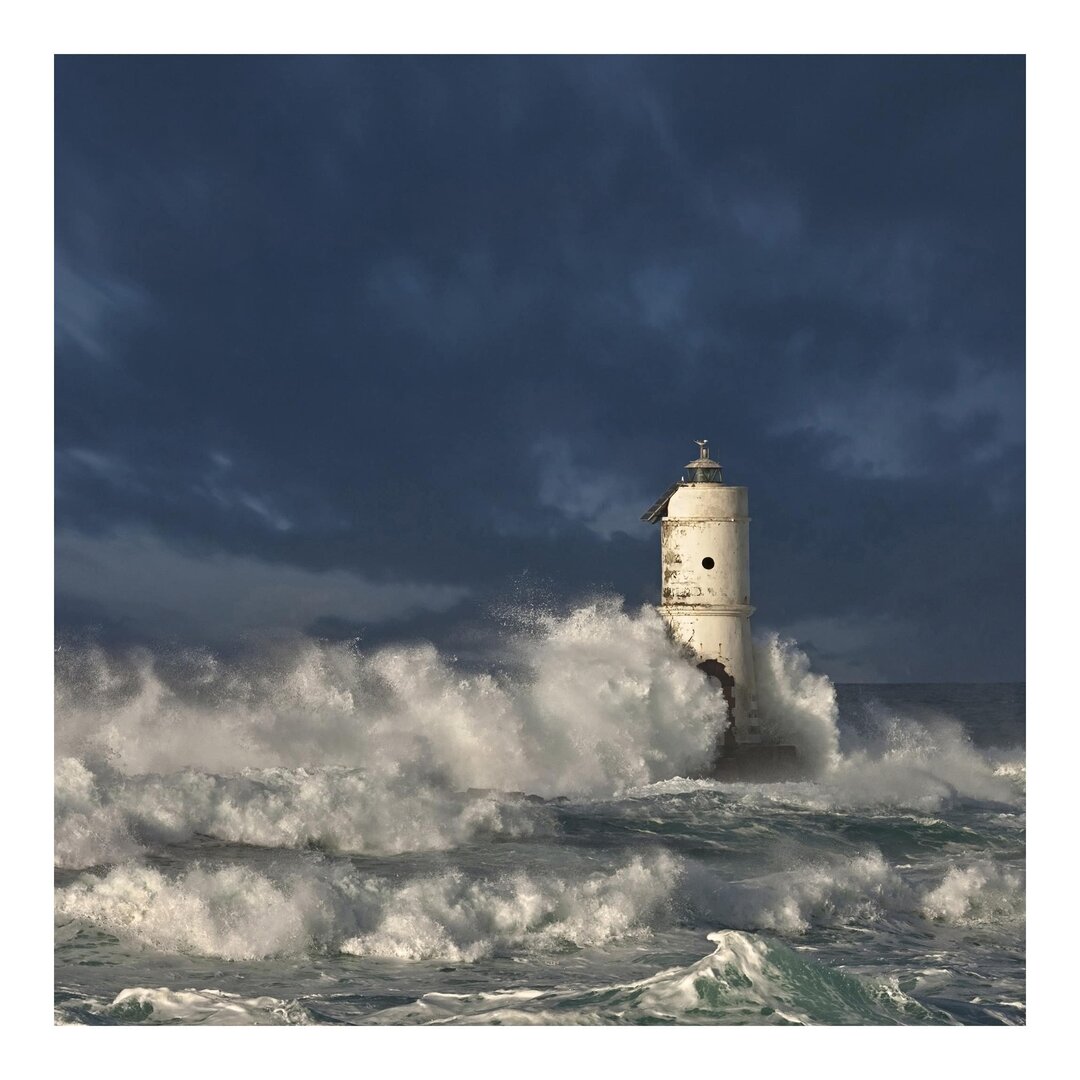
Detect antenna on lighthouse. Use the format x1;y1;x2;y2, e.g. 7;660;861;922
694;439;709;459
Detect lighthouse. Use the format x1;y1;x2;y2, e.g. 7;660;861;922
643;441;797;777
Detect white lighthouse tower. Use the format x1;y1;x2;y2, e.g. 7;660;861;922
643;440;762;748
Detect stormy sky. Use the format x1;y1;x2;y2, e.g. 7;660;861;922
54;55;1025;682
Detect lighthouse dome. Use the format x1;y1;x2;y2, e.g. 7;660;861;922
684;439;724;483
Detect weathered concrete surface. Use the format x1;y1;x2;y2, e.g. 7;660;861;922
659;479;761;742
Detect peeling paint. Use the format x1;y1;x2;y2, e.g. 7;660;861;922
650;471;761;742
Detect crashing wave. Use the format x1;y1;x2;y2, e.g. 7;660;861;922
55;852;681;961
361;930;953;1025
54;602;723;798
54;757;554;869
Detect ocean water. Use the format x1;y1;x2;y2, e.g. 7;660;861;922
54;601;1025;1026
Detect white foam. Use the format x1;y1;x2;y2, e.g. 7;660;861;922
341;851;679;961
682;847;1023;935
55;863;351;960
921;862;1024;925
105;987;312;1025
54;757;552;869
821;715;1021;810
54;757;143;868
686;851;909;934
632;714;1022;815
56;852;681;961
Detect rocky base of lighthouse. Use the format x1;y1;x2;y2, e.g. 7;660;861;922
693;658;803;780
703;742;803;782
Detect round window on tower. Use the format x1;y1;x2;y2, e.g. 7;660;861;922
701;557;715;570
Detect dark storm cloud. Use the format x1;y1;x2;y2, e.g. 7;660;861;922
54;55;1024;680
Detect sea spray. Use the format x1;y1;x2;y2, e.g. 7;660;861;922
55;602;722;796
753;632;840;774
